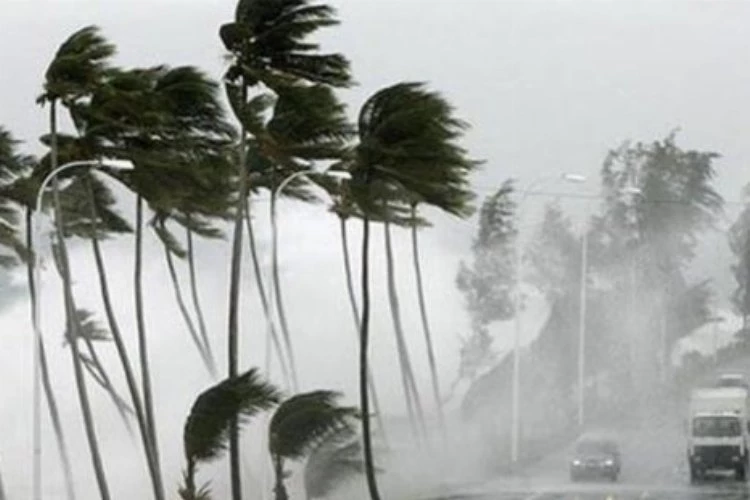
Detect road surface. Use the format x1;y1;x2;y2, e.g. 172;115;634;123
425;406;750;499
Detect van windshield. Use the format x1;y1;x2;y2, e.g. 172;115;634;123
693;416;741;437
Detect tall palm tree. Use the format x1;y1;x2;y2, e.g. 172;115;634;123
348;82;478;500
180;368;280;500
268;390;358;500
220;2;351;495
0;130;77;499
39;25;117;500
1;129;79;499
329;190;387;444
244;202;290;386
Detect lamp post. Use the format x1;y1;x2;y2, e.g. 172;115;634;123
510;172;585;465
268;169;351;392
32;158;133;500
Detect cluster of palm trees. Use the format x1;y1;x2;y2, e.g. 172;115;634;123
0;0;479;499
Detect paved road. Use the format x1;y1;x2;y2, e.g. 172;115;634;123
427;407;750;499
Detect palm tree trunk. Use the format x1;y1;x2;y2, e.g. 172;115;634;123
25;210;76;500
84;177;164;500
383;219;426;440
186;220;217;377
51;102;111;500
270;190;299;390
339;216;387;444
227;107;249;500
163;238;215;376
272;456;288;500
359;216;382;500
244;202;290;386
135;194;163;487
410;204;445;434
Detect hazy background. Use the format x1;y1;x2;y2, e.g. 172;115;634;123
1;0;750;498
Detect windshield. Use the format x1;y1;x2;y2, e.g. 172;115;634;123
576;440;617;455
693;416;742;438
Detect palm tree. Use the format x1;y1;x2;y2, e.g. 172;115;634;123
303;427;371;499
268;390;358;500
0;130;77;499
1;129;78;499
348;82;478;500
180;368;281;500
329;189;387;444
220;2;351;495
39;25;116;500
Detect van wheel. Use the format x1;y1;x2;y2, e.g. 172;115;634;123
737;464;746;481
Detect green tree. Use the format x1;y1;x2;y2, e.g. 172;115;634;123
268;390;358;500
180;369;281;500
348;82;477;500
220;2;351;496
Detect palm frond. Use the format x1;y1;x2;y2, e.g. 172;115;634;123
184;368;280;464
351;82;480;219
221;0;351;88
269;390;358;461
41;25;116;103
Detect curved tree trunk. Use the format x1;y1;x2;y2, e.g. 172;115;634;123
135;195;163;487
84;176;164;500
359;216;382;500
163;238;215;376
270;191;299;390
244;202;290;386
227;110;248;500
186;221;217;377
339;216;387;445
51;102;112;500
410;204;445;434
383;219;426;440
25;210;76;500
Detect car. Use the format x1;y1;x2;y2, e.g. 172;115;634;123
569;434;621;482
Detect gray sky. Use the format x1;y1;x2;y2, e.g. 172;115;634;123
2;0;750;498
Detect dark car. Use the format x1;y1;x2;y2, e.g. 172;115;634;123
569;435;621;482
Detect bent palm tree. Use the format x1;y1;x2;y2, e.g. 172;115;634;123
348;82;478;500
39;25;116;500
221;2;351;495
180;368;280;500
268;390;358;500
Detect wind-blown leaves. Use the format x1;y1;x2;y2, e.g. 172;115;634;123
269;390;358;461
184;369;281;464
220;0;351;89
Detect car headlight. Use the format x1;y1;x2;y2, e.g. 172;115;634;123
572;460;581;466
604;459;614;466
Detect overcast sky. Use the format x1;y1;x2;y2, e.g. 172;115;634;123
2;0;750;498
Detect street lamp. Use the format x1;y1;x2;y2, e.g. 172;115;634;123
510;172;586;465
267;168;351;390
32;158;133;500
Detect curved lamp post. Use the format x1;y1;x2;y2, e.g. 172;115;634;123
32;158;133;500
510;172;586;465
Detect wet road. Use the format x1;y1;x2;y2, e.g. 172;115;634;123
428;412;750;500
